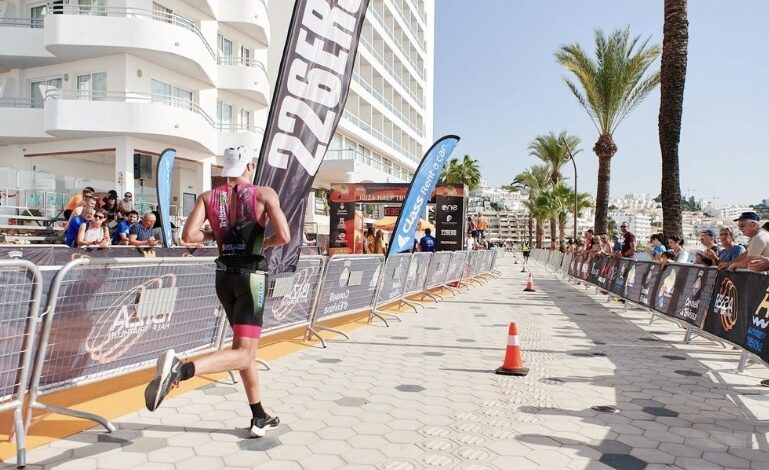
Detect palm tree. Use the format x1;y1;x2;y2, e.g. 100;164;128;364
511;165;550;247
549;182;593;244
535;190;559;247
439;154;482;191
556;28;661;234
529;131;582;245
659;0;688;238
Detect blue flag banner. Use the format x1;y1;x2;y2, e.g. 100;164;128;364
386;135;460;257
156;148;176;248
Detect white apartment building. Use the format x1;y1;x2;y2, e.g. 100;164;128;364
614;213;653;244
268;0;435;234
0;0;271;218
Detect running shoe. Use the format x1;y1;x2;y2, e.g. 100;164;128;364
144;349;182;411
249;415;280;438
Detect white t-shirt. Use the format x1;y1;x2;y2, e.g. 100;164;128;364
675;249;690;263
748;229;769;257
83;225;105;244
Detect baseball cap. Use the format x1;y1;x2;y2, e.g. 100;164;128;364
221;147;251;177
701;229;716;237
734;211;760;222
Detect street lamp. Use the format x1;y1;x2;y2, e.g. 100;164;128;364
561;137;578;243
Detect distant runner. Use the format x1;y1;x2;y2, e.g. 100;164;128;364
144;147;290;438
522;242;531;264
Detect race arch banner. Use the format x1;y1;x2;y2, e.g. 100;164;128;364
254;0;370;274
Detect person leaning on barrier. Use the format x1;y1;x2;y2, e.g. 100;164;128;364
717;226;745;268
129;212;159;247
77;208;110;248
699;229;721;266
113;210;138;245
64;197;96;247
617;223;636;259
724;212;769;271
144;146;290;439
63;186;95;220
667;235;690;263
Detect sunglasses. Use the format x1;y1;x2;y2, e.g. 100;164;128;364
125;195;132;198
93;215;105;219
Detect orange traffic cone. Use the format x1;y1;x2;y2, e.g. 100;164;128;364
495;322;529;376
523;273;535;292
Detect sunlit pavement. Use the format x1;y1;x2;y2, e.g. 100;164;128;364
5;255;769;470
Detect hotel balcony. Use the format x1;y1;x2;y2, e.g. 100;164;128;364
0;99;51;144
216;0;269;46
217;57;269;105
42;4;217;85
0;17;54;69
217;124;264;158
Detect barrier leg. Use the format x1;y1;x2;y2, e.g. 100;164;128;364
228;371;239;384
419;290;442;302
399;299;420;314
30;401;116;433
304;325;328;348
683;325;696;344
256;358;271;371
649;310;658;326
316;325;351;342
737;350;750;374
368;309;391;327
13;408;25;469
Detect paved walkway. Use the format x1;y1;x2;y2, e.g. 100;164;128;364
5;255;769;470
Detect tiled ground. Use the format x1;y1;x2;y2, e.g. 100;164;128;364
4;255;769;469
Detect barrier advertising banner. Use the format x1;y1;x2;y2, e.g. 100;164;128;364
313;255;382;321
671;265;717;326
610;259;632;295
155;148;176;248
703;270;751;347
328;202;356;255
744;275;769;362
253;0;369;274
387;136;460;256
623;262;648;303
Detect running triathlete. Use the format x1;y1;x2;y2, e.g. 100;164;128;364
144;146;290;438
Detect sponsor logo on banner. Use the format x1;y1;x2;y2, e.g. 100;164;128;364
7;250;22;259
370;263;381;288
746;286;769;354
86;274;178;364
677;269;705;321
624;266;637;297
271;263;319;321
640;265;657;305
714;277;738;332
656;269;677;310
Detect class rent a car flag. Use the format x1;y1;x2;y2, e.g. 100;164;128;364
387;136;461;257
253;0;369;274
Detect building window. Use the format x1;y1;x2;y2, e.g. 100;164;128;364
77;0;106;15
151;79;193;111
218;35;233;58
240;46;251;66
217;100;233;128
152;2;173;23
240;109;250;129
30;77;62;108
76;72;107;100
30;5;45;27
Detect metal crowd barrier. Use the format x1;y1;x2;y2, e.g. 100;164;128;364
530;248;769;374
307;254;384;346
1;250;504;463
0;260;42;469
25;256;222;434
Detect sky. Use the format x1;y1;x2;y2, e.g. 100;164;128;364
432;1;769;206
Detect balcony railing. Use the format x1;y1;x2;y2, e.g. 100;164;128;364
342;110;414;163
359;35;424;108
43;2;216;60
367;5;425;80
353;72;423;138
324;149;411;181
218;56;267;74
215;123;265;134
0;17;44;28
0;98;35;108
44;89;216;127
385;0;426;52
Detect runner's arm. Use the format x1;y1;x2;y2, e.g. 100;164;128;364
261;187;290;249
182;193;213;244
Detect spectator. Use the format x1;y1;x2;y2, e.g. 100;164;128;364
77;209;110;247
119;192;135;216
113;210;139;245
475;213;487;239
466;236;475;251
618;222;636;259
660;249;676;268
700;229;721;265
65;204;93;247
717;226;745;268
648;233;667;260
727;212;769;271
371;230;386;254
100;190;118;208
63;186;94;220
611;235;622;254
419;228;436;252
101;193;121;224
364;225;376;254
66;193;96;226
466;216;476;239
129;212;159;247
598;234;613;255
667;235;690;263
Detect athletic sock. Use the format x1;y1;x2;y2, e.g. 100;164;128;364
179;362;195;381
250;402;268;420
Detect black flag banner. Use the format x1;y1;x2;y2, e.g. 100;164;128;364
254;0;370;274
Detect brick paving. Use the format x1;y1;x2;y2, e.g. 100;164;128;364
4;255;769;469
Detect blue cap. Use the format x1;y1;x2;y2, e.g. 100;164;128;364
734;211;760;222
701;229;716;237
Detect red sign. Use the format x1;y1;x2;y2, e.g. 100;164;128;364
384;206;401;217
329;183;465;203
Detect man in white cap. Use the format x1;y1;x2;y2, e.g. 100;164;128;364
144;146;290;438
725;211;769;271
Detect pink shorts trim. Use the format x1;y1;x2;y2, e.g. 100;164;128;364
232;324;262;339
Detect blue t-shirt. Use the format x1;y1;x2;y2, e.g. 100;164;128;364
65;216;85;247
112;219;131;244
419;235;436;252
612;241;622;252
129;222;155;241
652;245;666;257
719;244;746;262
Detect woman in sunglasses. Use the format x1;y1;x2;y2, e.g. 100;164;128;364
77;209;110;247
